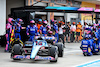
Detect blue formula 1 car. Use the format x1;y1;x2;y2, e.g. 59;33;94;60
11;36;64;62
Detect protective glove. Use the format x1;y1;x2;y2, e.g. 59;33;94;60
27;33;30;37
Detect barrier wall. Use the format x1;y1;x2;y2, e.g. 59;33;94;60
0;0;6;35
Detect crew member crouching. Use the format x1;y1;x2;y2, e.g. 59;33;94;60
80;35;92;56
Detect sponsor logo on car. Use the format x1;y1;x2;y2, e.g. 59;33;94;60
35;56;55;60
13;55;30;59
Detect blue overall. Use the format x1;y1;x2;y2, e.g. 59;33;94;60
94;32;100;50
15;25;21;40
40;26;47;36
6;30;10;41
88;39;94;51
92;43;99;53
97;28;100;50
26;25;37;41
81;40;92;56
53;24;58;43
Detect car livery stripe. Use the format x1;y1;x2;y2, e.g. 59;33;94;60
30;45;44;59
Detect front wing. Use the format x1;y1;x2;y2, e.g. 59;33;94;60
13;55;55;60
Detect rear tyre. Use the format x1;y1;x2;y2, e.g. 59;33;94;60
49;46;58;62
54;43;64;57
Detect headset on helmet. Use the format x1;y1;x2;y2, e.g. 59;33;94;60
48;31;53;34
8;18;14;23
30;20;35;23
19;19;23;22
17;18;23;22
43;20;47;24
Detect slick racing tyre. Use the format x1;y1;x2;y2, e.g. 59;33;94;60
11;44;23;60
12;44;23;55
54;43;64;57
49;46;58;62
11;44;24;60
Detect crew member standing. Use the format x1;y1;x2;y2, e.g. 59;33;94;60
26;20;37;41
15;18;23;40
40;20;48;36
58;23;65;48
70;22;76;42
37;19;42;33
75;22;82;42
53;20;58;43
66;22;71;43
5;18;14;51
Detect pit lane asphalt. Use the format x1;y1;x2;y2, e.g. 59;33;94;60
0;43;100;67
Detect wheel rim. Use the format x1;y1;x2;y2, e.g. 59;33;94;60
55;51;58;60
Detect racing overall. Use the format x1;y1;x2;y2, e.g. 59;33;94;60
81;39;92;56
10;24;16;43
47;34;55;44
5;22;12;51
40;25;47;36
97;28;100;50
8;23;16;51
92;42;99;54
53;24;58;43
15;24;22;40
88;38;94;52
94;32;99;50
26;25;37;41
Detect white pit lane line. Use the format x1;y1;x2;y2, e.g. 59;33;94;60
64;50;82;54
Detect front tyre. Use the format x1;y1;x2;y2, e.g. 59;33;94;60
49;46;58;62
11;44;23;60
54;43;64;57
